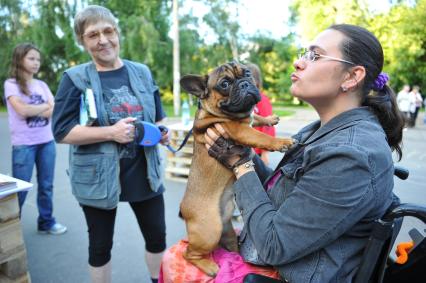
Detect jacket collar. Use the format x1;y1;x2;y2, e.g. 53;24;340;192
293;107;376;146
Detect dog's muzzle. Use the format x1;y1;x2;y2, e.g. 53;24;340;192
220;80;261;115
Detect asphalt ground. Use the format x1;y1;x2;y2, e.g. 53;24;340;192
0;108;425;283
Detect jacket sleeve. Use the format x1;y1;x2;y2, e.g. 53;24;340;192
234;144;375;265
252;154;273;184
51;73;81;142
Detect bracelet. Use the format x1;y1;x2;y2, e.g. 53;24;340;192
233;160;255;175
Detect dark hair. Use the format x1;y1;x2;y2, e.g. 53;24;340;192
9;43;41;96
329;24;404;160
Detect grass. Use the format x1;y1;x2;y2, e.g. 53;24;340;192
163;103;296;118
0;103;299;117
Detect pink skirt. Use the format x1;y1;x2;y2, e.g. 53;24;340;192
159;239;280;283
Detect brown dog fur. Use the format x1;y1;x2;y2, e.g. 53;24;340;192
179;62;293;277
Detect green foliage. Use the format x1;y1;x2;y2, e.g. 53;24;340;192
245;34;298;102
1;0;425;109
369;0;426;91
291;0;426;92
93;0;173;89
291;0;371;43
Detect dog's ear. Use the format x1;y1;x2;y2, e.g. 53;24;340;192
180;75;209;99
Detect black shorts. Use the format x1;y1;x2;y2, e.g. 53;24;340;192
82;194;166;266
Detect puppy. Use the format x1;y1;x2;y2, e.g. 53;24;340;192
179;61;293;276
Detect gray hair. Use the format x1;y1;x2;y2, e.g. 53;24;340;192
74;5;119;45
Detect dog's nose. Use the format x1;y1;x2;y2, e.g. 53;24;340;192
239;81;249;90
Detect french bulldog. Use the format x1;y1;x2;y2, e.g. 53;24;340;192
179;61;294;276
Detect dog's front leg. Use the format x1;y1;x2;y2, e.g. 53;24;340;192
252;113;279;127
222;122;293;152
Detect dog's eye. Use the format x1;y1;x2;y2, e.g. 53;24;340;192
244;70;252;77
220;80;230;89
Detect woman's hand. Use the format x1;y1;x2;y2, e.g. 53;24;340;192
111;117;136;144
159;130;170;145
204;123;254;170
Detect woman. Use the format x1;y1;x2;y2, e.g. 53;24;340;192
409;85;423;127
52;5;169;283
4;43;67;235
204;24;404;282
396;84;413;127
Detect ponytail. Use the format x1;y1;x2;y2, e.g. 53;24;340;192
329;24;404;161
361;85;404;160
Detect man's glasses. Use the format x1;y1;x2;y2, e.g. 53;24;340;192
298;50;355;65
82;27;117;42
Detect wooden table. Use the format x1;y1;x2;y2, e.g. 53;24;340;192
165;122;194;182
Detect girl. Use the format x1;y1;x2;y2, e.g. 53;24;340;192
4;43;66;235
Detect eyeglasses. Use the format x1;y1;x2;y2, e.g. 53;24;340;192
82;27;117;42
298;50;355;65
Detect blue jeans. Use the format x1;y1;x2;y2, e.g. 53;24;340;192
12;140;56;230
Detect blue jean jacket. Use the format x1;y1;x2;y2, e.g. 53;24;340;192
234;107;395;283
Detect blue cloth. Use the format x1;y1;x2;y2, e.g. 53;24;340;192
235;107;395;283
13;140;56;230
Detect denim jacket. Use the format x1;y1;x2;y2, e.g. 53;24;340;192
235;107;395;283
63;60;163;209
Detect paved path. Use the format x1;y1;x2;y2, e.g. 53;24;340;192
0;108;425;283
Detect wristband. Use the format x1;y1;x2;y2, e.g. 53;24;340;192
233;160;255;176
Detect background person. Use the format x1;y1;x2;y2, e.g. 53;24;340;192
4;43;67;235
409;85;423;127
204;24;404;282
246;63;276;166
397;84;413;127
52;5;169;283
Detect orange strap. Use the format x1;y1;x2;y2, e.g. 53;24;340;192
395;241;414;264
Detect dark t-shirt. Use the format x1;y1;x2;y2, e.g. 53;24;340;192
53;66;166;202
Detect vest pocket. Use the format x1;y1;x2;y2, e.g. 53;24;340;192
71;154;107;199
70;153;108;200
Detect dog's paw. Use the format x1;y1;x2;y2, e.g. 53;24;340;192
269;138;295;152
265;114;280;126
190;258;219;277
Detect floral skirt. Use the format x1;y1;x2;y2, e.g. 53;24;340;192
159;239;280;283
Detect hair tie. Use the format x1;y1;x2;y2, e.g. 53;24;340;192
372;72;389;91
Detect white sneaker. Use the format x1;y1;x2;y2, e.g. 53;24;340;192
38;223;67;235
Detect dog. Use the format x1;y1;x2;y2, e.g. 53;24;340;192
179;61;294;277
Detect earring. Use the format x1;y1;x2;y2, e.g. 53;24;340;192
341;86;348;92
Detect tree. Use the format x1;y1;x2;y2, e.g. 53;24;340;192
369;0;426;91
94;0;173;90
0;0;28;99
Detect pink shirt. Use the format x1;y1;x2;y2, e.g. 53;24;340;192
4;78;54;145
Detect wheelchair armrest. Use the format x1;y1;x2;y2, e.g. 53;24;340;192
383;203;426;223
243;273;284;283
394;166;409;180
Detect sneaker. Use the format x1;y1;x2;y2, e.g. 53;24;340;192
38;223;67;235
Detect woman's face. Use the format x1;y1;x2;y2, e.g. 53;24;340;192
82;21;120;69
290;29;349;105
22;49;41;76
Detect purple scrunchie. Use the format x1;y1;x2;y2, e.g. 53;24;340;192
372;72;389;91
